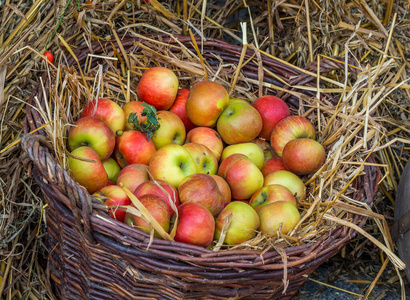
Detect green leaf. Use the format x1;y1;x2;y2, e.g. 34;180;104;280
128;102;160;141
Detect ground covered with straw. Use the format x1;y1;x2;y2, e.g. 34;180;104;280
1;0;410;299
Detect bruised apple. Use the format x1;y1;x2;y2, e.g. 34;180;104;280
185;127;224;161
183;143;218;175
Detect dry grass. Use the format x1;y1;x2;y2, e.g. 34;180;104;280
1;0;410;299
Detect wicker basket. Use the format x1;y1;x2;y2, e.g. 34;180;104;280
22;34;380;299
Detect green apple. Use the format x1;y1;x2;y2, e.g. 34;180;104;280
102;158;121;183
185;127;224;161
183;143;218;175
151;110;186;149
264;170;306;201
221;142;264;170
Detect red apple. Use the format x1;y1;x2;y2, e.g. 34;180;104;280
124;194;170;238
106;181;115;186
134;180;180;215
148;144;197;188
94;185;131;222
252;137;275;162
256;201;300;235
185;127;223;161
282;138;326;175
136;67;179;110
249;184;297;210
185;81;229;127
68;146;108;194
117;164;149;193
170;89;196;132
151;111;186;149
217;102;263;144
221;142;265;170
173;203;215;247
262;157;287;177
214;201;260;245
252;95;290;140
68;116;115;160
122;101;147;131
209;175;231;205
270;116;316;157
102;157;121;183
218;154;264;200
183;143;218;175
81;98;126;135
115;130;156;168
264;170;306;201
178;174;225;217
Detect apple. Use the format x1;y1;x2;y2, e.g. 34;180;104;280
183;143;218;175
229;98;250;105
102;157;121;183
134;180;180;215
218;154;264;200
249;184;297;210
256;201;300;235
221;142;264;170
262;157;287;177
124;194;170;238
209;175;231;205
282;138;326;175
117;164;149;193
136;67;179;110
185;127;223;161
214;201;260;245
68;146;108;194
106;181;115;186
264;170;306;201
122;101;147;131
81;98;126;135
170;89;196;132
151;111;186;149
178;174;225;217
252;138;275;162
185;80;229;127
115;130;156;168
94;185;131;222
217;102;263;144
68;116;115;160
173;203;215;247
270;116;316;157
148;144;197;188
252;95;290;140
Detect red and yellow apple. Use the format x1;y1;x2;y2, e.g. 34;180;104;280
94;185;131;222
217;102;263;144
282;138;326;175
115;130;156;167
270;116;316;157
122;101;147;131
170;89;196;132
218;154;264;200
134;180;180;215
102;157;121;183
124;194;170;238
264;170;306;201
252;95;290;140
148;144;197;188
214;201;260;245
116;164;149;193
81;98;126;135
252;137;275;162
68;116;115;160
249;184;297;210
183;143;218;175
151;110;186;149
136;67;179;110
185;81;229;127
173;203;215;247
69;146;108;194
185;127;223;161
209;175;231;205
256;201;300;235
178;173;225;217
262;157;287;177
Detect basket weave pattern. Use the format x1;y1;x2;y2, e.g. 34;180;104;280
22;35;380;299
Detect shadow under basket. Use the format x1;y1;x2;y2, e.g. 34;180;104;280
22;34;380;299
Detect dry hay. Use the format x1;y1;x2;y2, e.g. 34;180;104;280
1;0;410;299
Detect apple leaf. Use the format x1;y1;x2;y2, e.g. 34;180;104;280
128;102;160;140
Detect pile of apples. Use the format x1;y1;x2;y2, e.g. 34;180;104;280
67;67;326;248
